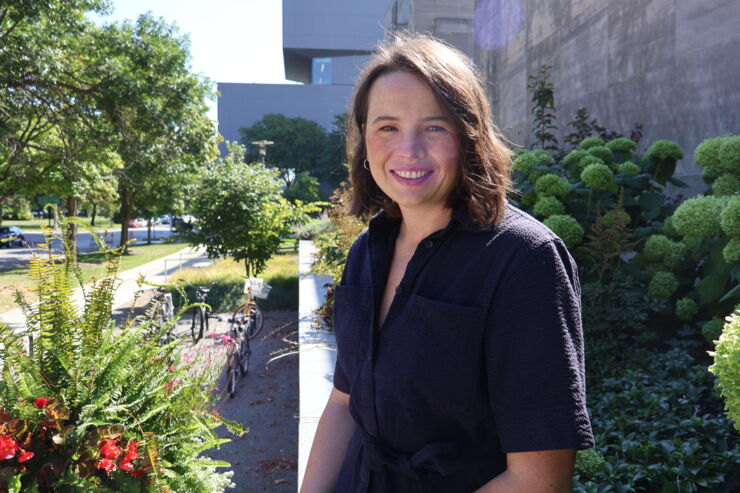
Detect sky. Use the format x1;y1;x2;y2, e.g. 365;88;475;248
89;0;298;121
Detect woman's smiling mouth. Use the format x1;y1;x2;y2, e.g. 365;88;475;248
391;169;433;183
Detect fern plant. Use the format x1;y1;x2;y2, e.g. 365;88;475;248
0;222;244;492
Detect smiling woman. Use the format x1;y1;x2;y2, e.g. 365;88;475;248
301;34;594;493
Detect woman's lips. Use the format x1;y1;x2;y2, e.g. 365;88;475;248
391;169;432;185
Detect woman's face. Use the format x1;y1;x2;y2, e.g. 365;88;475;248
364;71;461;217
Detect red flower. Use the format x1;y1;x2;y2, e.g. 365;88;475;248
119;458;134;472
99;439;121;460
127;441;139;454
17;449;34;463
0;410;10;421
132;466;150;478
34;397;49;409
97;457;117;474
0;434;19;460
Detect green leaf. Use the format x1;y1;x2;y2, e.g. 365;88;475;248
719;283;740;303
639;192;664;211
697;273;729;305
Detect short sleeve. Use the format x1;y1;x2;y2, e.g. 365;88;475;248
333;358;350;394
485;239;594;453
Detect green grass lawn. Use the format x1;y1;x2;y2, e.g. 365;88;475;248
0;242;189;312
1;217;120;232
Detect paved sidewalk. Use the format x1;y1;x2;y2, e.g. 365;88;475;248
297;240;335;488
0;245;212;333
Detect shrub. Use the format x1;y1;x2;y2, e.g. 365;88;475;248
531;149;555;165
617;161;640;176
574;449;605;479
543;214;584;247
694;136;724;167
579;136;605;150
648;271;678;299
574;348;740;492
643;140;684;163
643;235;673;261
532;196;565;218
512;152;538;175
720;196;740;237
709;310;740;432
534;174;570;197
719;135;740;172
581;163;614;190
712;172;740;196
675;297;698;321
563;150;588;173
724;238;740;264
671;195;725;238
703;317;725;344
606;137;637;153
702;164;724;184
573;154;604;178
296;215;333;240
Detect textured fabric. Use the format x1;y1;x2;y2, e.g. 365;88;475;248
333;203;594;493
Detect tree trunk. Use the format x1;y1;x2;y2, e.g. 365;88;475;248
120;185;131;252
66;196;78;259
147;218;152;244
0;197;4;227
90;203;97;227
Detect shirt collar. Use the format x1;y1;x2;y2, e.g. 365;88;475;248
368;205;495;237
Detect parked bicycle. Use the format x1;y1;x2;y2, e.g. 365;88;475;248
148;286;175;344
180;280;214;343
231;277;270;340
224;278;270;398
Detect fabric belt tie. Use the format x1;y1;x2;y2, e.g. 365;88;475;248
359;427;483;492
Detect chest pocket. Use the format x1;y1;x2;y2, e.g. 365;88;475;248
400;294;486;395
334;284;373;388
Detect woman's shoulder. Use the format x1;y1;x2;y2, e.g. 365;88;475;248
486;202;562;253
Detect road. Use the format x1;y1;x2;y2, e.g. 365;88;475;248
0;225;176;273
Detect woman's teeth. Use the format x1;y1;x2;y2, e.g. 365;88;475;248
395;170;429;179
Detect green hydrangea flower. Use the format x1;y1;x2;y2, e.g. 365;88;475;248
606;137;637;153
718;135;740;173
702;164;724;184
712;172;740;196
512;148;528;157
644;140;684;163
581;163;614;190
535;174;570;197
574;449;606;478
644;235;673;261
675;297;698;321
512;152;539;175
617;161;640;176
671;195;726;238
602;209;630;227
647;271;679;299
563;150;588;171
532;149;555;166
533;196;565;218
528;169;551;183
570;154;602;178
663;243;686;269
724;238;740;264
543;214;584;248
579;136;605;150
694;136;725;167
720;196;740;237
708;310;740;431
588;146;613;164
662;216;678;237
703;317;725;345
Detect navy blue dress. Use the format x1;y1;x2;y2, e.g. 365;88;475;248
332;203;594;492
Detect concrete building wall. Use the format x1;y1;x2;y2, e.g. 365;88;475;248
217;83;353;148
474;0;740;192
409;0;476;57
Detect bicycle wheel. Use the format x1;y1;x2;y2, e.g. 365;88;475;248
191;306;206;343
247;304;264;339
226;352;238;398
238;331;251;375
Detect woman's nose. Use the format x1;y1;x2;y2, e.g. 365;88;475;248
397;131;425;159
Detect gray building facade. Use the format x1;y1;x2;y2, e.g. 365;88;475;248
217;0;388;153
473;0;740;192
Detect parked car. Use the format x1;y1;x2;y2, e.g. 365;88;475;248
0;226;25;248
158;215;170;225
171;216;194;232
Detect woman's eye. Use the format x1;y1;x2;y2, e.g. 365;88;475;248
426;125;446;132
379;125;396;132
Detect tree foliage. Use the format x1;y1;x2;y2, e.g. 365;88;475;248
189;143;306;277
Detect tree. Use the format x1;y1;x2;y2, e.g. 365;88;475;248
189;143;299;277
284;171;321;203
317;113;349;190
238;114;328;186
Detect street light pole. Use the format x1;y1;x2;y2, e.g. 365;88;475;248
250;140;274;164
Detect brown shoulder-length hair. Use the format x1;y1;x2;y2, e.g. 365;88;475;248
347;33;512;227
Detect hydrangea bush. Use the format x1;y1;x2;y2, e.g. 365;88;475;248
709;309;740;432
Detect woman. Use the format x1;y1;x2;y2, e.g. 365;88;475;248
301;34;594;493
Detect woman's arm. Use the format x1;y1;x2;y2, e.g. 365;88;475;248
300;386;356;493
474;449;575;493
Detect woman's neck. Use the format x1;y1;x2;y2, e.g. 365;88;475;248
398;206;453;244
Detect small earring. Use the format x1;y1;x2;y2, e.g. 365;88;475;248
363;159;370;170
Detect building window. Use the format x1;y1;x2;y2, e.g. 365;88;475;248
312;58;332;85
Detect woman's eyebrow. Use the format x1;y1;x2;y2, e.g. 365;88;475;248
370;115;449;124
